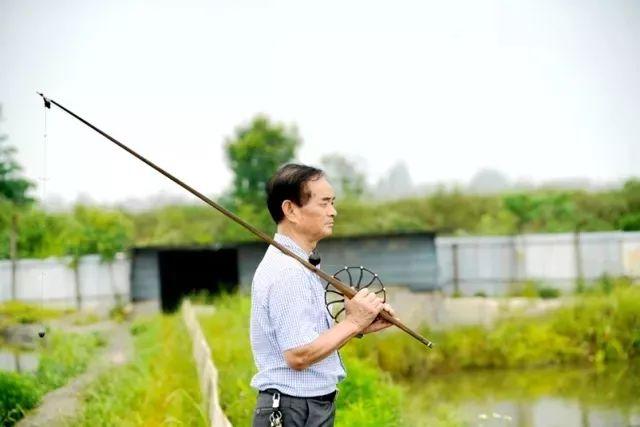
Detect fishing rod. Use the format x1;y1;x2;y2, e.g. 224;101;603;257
37;92;434;349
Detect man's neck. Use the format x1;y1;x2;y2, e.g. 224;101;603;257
276;224;317;255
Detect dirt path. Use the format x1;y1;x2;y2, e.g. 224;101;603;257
16;320;134;427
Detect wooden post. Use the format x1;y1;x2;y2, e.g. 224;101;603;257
574;231;584;291
452;243;460;296
10;211;18;300
74;264;82;310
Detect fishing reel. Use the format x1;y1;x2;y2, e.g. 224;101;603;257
324;266;386;323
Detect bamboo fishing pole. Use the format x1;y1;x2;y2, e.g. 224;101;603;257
37;92;434;349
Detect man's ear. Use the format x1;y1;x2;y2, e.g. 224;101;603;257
281;200;298;223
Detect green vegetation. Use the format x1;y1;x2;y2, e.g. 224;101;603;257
507;280;562;299
1;205;134;262
125;181;640;247
8;180;635;257
0;373;39;427
0;301;69;331
224;115;300;209
0;331;103;426
196;292;404;427
73;314;205;426
349;277;640;378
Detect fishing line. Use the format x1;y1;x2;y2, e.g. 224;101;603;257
38;102;48;339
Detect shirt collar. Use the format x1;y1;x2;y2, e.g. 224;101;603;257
273;233;313;259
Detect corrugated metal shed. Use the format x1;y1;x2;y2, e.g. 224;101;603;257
130;246;238;311
131;249;161;301
237;232;438;292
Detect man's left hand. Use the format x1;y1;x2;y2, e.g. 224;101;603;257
361;303;397;335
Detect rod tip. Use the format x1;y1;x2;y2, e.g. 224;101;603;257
37;92;51;109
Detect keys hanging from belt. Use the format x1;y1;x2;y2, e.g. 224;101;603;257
269;391;282;427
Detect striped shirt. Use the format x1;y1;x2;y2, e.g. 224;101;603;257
249;233;347;397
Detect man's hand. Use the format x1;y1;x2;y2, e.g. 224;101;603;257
361;302;397;334
344;287;383;333
284;288;399;371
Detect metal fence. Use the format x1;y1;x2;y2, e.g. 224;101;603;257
436;231;640;296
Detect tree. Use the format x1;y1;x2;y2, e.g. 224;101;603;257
64;205;134;308
503;193;541;284
0;105;35;299
618;178;640;231
468;168;510;194
503;193;540;234
375;161;414;200
320;153;367;199
224;115;300;209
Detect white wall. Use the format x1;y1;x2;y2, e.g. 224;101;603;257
436;231;640;295
0;252;130;310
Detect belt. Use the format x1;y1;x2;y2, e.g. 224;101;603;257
259;388;337;403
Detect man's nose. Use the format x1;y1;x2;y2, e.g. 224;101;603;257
329;204;337;217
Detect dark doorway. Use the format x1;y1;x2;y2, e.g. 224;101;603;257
158;248;238;312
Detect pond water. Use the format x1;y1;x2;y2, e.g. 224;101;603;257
0;344;39;373
401;364;640;427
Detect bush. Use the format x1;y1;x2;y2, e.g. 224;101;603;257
0;302;68;328
349;281;640;378
508;281;560;299
0;373;39;426
332;351;403;426
538;286;560;299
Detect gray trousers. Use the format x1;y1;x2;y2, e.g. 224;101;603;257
252;391;336;427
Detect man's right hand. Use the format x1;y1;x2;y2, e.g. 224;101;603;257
344;288;384;332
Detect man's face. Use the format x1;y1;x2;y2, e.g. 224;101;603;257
294;176;337;240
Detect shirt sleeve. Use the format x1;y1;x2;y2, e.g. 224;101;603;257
267;267;320;352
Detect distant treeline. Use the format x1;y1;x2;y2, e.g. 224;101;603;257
1;179;639;261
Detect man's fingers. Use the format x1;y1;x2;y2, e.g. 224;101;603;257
382;303;396;316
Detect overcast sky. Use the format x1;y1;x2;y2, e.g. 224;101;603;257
1;0;638;205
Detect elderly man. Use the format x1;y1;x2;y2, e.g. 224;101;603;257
250;163;396;427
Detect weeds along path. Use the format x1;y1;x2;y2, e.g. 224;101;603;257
16;321;133;427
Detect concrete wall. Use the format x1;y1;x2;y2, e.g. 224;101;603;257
0;253;130;311
384;285;564;330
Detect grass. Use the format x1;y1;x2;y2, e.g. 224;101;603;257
0;301;70;331
0;331;103;426
73;314;205;426
196;292;404;426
